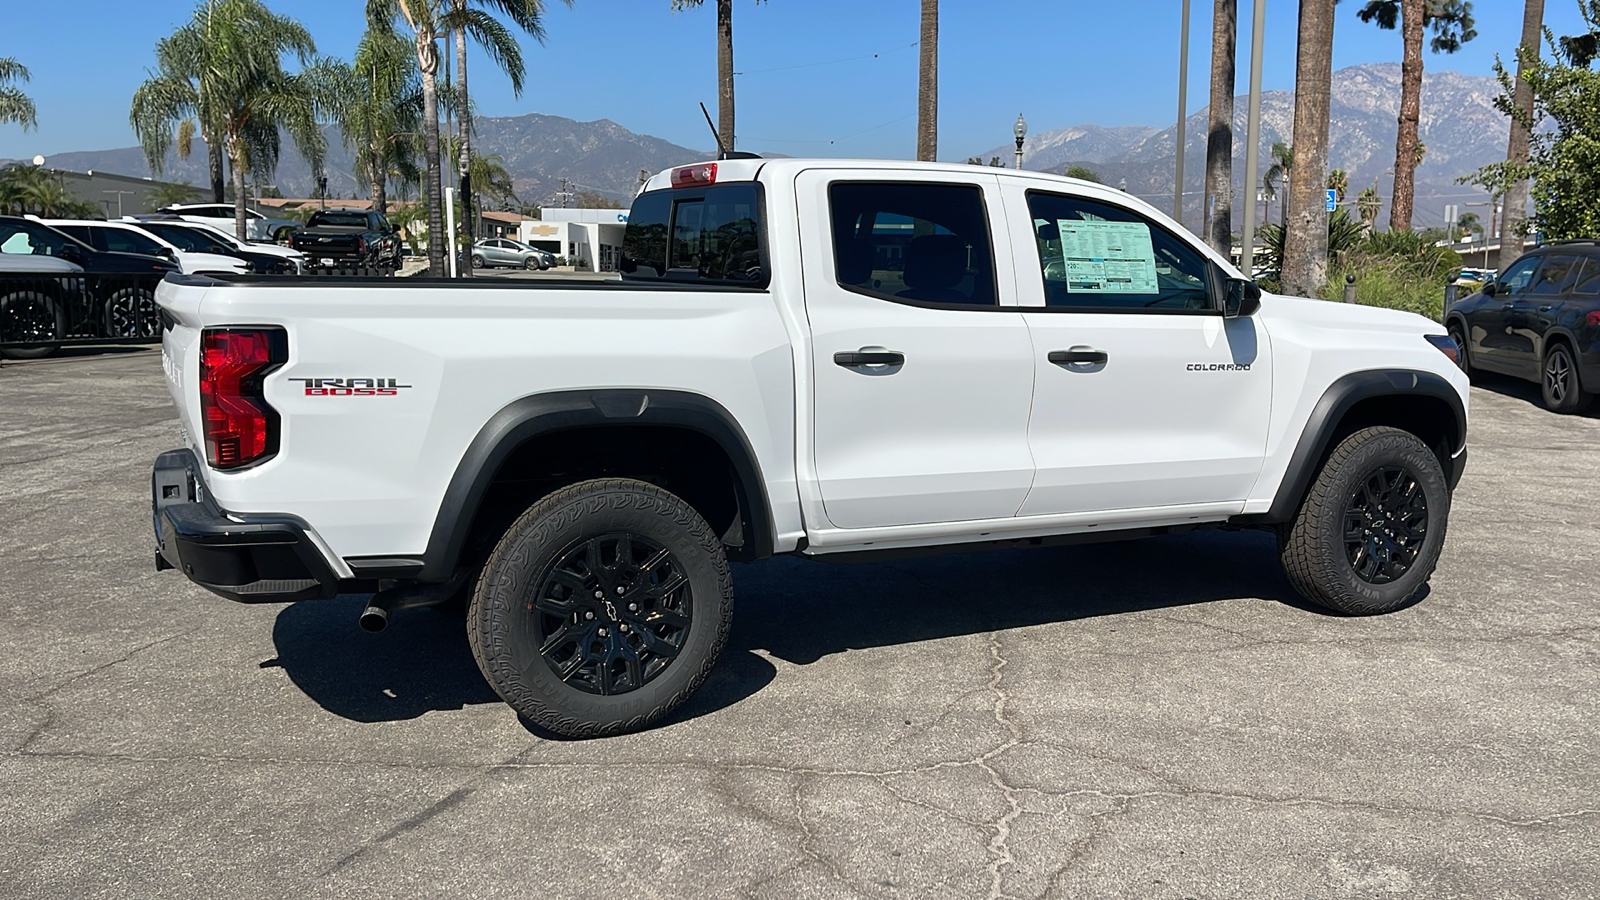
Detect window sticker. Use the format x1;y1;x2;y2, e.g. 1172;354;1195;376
1056;219;1159;293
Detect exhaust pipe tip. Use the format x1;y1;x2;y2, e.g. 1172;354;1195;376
358;604;389;633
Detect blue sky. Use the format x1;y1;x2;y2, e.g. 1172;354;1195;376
1;0;1589;164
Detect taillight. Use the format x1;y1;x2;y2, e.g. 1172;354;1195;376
1588;310;1600;327
1424;333;1460;364
671;163;717;188
199;328;286;469
356;237;366;253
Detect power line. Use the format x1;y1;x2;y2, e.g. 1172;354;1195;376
733;41;918;77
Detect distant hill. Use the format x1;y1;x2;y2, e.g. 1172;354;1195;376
13;111;709;206
971;62;1509;231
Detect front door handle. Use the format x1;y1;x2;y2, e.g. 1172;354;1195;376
1502;302;1516;311
1538;304;1554;312
1048;348;1109;365
834;349;904;368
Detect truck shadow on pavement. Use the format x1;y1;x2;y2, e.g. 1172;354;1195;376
270;528;1308;729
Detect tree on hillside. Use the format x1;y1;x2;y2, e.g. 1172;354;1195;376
1283;0;1337;297
1356;0;1476;233
315;23;423;217
1203;0;1237;254
917;0;937;161
673;0;762;154
1327;168;1349;202
0;58;38;132
1063;165;1101;183
572;189;622;209
1467;1;1600;241
1263;141;1293;227
132;0;328;238
1499;0;1544;270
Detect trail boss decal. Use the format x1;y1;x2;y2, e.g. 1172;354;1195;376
289;377;412;396
1186;363;1252;372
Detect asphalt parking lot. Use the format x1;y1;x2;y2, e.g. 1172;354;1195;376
2;347;1597;899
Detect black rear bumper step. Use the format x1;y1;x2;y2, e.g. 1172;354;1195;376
151;448;340;603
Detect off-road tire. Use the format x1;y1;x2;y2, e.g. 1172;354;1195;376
1446;319;1474;381
0;290;65;360
1279;426;1450;616
1540;343;1592;414
467;478;733;738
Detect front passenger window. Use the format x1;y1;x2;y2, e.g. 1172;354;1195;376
1026;191;1212;311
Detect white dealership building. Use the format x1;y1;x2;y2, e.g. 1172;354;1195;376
519;207;630;272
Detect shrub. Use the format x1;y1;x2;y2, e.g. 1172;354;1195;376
1310;229;1461;322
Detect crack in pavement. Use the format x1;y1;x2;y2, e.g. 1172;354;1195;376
977;632;1025;900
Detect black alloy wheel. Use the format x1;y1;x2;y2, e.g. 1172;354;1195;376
0;290;65;360
105;287;159;338
1541;343;1591;413
468;478;733;738
527;533;693;696
1447;320;1473;379
1343;465;1428;585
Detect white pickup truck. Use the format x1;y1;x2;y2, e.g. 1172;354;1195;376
151;158;1469;737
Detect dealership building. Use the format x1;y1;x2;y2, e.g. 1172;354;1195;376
519;207;630;273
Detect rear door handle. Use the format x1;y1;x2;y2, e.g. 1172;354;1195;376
1048;349;1109;365
834;349;904;367
1538;305;1554;312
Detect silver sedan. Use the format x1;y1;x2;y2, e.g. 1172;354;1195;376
471;239;552;270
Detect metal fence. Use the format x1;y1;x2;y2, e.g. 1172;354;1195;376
0;272;168;356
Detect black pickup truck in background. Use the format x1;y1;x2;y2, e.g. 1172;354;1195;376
288;209;403;271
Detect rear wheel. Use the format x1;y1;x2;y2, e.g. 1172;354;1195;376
1279;427;1450;616
467;478;733;738
105;286;159;338
470;254;486;269
1540;343;1592;413
0;290;65;360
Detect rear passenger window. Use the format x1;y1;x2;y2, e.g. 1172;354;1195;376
621;184;766;286
829;182;996;307
1570;257;1600;295
1529;254;1584;295
1026;191;1213;311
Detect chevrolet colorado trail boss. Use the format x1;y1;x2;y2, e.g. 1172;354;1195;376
151;159;1469;737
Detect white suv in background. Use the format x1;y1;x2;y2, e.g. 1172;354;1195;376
156;203;302;243
44;219;248;275
124;217;305;273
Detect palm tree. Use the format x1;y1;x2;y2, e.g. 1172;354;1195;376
917;0;937;161
370;0;449;273
449;1;561;275
1282;0;1336;298
673;1;760;154
1203;0;1236;255
132;0;328;239
1499;2;1544;270
315;23;423;217
1357;185;1382;229
1263;141;1293;227
146;181;203;211
1327;168;1349;203
1356;0;1476;233
0;58;38;132
0;164;98;217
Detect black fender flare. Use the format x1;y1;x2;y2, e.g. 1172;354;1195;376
1253;369;1467;524
405;388;775;582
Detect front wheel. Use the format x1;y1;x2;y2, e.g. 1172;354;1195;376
1446;319;1474;381
470;254;486;269
0;290;65;359
523;257;540;270
1279;427;1450;616
467;478;733;738
1540;343;1592;414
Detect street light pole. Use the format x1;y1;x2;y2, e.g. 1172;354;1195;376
1174;0;1191;221
1013;114;1027;170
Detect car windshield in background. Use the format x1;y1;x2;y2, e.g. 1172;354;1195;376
139;222;228;252
621;184;766;286
308;213;369;228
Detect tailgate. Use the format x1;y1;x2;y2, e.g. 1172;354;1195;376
155;277;207;453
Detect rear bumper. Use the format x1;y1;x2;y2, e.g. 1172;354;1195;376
151;448;339;603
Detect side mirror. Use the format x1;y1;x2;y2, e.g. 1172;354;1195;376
1482;281;1498;297
1223;278;1262;317
58;242;82;262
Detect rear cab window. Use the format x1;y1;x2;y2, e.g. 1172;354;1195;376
621;182;767;286
828;181;997;307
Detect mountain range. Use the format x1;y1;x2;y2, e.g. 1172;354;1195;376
976;62;1509;230
9;62;1509;227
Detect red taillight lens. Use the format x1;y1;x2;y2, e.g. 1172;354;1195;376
200;328;285;469
670;163;717;188
356;237;366;253
1588;310;1600;327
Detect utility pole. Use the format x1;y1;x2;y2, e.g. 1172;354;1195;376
1174;0;1191;222
557;178;573;209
